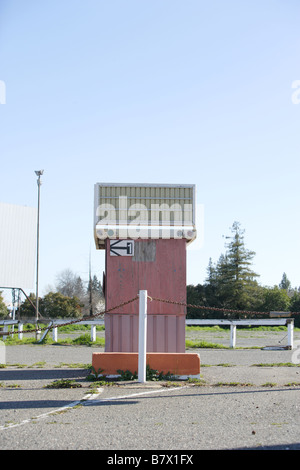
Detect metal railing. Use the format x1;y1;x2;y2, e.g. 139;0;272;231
0;319;104;342
186;318;294;349
0;316;295;349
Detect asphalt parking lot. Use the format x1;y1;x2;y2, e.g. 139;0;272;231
0;328;300;451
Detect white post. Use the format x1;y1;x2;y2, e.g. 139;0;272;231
91;325;96;342
18;323;23;340
3;325;8;341
230;324;236;348
52;326;58;342
287;319;294;350
138;290;147;383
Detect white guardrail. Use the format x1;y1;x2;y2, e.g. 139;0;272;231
0;317;295;349
186;318;294;349
0;319;104;342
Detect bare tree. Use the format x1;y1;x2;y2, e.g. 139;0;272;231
55;269;85;299
55;268;104;316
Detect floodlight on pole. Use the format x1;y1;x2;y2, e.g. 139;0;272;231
35;170;44;336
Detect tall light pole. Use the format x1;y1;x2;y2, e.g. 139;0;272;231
35;170;44;336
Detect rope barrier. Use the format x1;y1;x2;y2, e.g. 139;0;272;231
1;293;299;338
0;295;139;338
149;296;300;316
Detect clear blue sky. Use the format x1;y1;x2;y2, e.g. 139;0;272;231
1;0;300;296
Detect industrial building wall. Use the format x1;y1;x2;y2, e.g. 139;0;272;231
0;202;37;289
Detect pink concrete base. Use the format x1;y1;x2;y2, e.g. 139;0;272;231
92;352;200;379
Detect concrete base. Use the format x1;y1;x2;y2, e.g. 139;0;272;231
92;352;200;379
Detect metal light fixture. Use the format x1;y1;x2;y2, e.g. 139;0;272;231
35;170;44;336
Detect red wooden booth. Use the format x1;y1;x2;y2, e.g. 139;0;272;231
93;183;200;378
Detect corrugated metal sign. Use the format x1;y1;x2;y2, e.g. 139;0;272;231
94;183;197;248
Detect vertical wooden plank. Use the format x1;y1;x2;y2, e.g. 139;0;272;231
104;313;111;352
121;315;130;352
166;316;177;352
177;315;186;352
146;315;154;352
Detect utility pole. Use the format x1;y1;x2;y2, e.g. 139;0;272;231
35;170;44;338
89;249;93;316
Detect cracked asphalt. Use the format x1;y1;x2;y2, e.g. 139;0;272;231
0;328;300;451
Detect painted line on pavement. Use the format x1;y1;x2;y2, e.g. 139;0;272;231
0;387;104;431
83;386;188;405
0;386;188;431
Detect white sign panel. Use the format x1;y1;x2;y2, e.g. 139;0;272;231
94;183;197;249
0;202;37;289
110;240;134;256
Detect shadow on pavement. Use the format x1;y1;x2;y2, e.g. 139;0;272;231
0;368;88;381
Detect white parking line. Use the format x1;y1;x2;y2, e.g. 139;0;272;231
0;386;187;431
0;388;104;431
83;386;188;405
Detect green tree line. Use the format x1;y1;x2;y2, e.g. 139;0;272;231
1;222;299;324
187;221;300;326
0;271;104;320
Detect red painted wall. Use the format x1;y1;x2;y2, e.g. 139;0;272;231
105;238;186;315
104;238;187;352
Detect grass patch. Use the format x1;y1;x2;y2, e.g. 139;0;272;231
186;377;207;386
1;382;24;388
45;379;82;389
115;365;175;382
215;381;253;387
69;333;105;346
5;334;105;347
252;362;300;367
58;324;105;333
186;325;300;332
216;363;235;367
28;361;47;368
4;336;43;345
89;380;116;388
161;381;184;387
186;325;224;332
54;362;91;369
186;340;226;349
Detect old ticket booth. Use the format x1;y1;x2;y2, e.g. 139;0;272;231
94;183;197;353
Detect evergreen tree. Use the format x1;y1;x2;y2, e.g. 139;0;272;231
205;221;260;314
18;293;37;318
279;272;291;290
186;284;206;318
0;292;8;319
290;292;300;327
259;286;290;313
